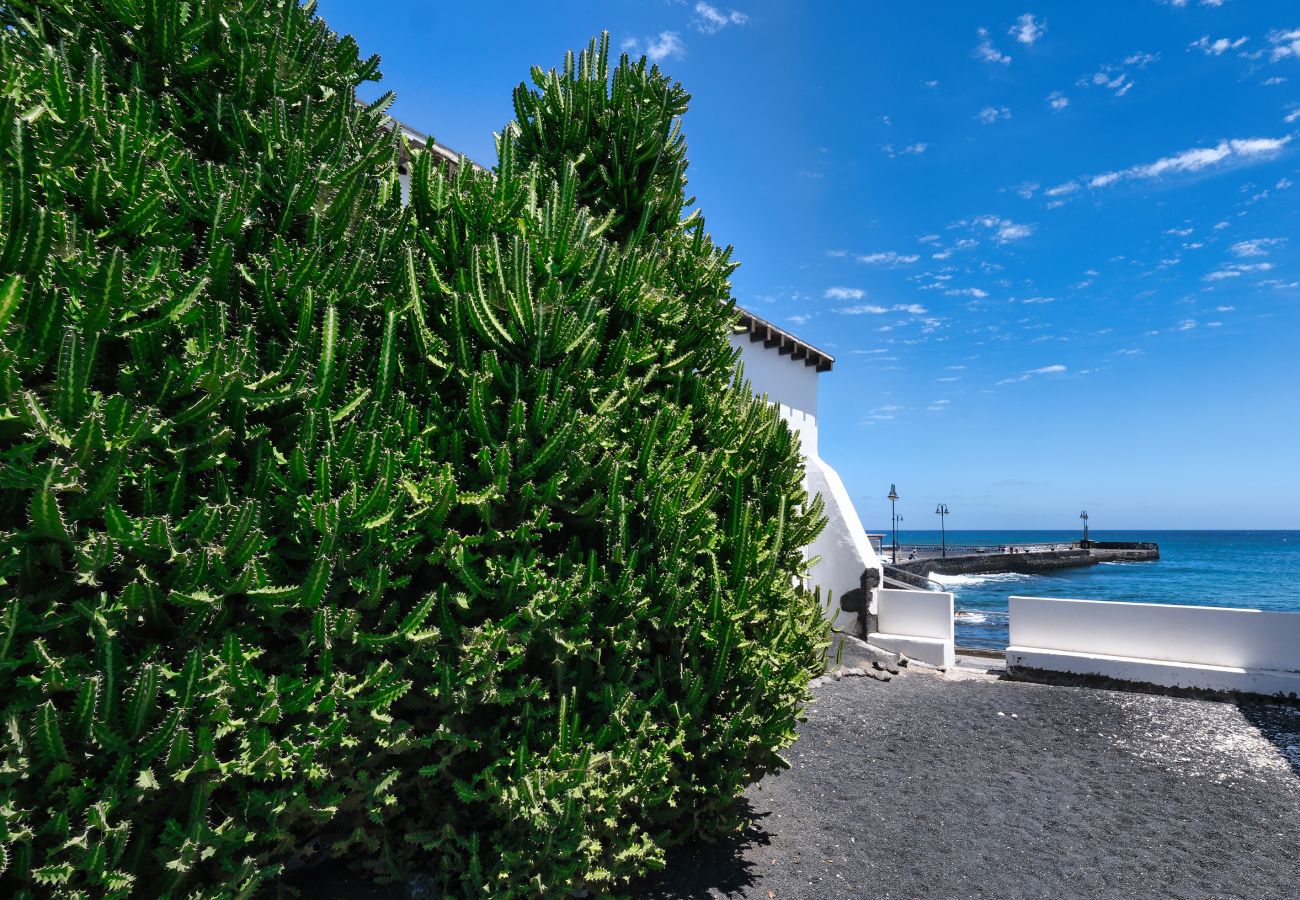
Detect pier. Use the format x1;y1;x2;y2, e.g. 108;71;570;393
886;540;1159;579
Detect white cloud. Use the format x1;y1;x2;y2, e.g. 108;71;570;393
974;27;1012;65
1045;181;1079;197
1268;28;1300;62
1230;238;1284;258
997;363;1066;385
1178;319;1198;331
927;399;952;412
945;287;990;298
624;32;686;63
824;286;865;300
1085;136;1291;189
835;303;928;316
856;251;921;265
1204;262;1274;281
692;3;748;34
882;142;928;158
1286;109;1300;124
968;214;1035;243
1081;52;1158;98
1021;296;1056;304
1189;35;1248;56
1010;14;1046;46
1047;91;1069;111
977;106;1012;124
1215;305;1235;312
787;314;811;326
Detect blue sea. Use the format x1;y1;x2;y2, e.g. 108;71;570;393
882;530;1300;650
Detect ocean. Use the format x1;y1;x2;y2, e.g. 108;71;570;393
879;530;1300;650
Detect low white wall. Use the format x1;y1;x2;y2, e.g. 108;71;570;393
730;332;883;634
1007;596;1300;698
869;588;954;668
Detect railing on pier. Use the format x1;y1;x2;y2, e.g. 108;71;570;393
885;542;1083;557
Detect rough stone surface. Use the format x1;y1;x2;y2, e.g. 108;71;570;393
635;658;1300;899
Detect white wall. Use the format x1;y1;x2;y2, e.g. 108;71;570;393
1007;596;1300;698
869;588;955;668
730;333;883;633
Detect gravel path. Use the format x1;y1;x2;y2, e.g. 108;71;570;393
636;658;1300;900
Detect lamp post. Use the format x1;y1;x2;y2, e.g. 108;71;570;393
1080;510;1090;547
888;484;900;564
935;503;949;558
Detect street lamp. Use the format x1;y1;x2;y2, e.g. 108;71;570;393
935;503;949;558
1080;510;1090;546
888;484;900;564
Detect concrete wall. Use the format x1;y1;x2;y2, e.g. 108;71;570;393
869;588;955;668
729;332;882;633
1007;596;1300;698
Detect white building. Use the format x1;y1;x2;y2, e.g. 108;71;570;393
392;121;884;633
730;309;883;634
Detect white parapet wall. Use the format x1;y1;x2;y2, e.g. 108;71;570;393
1006;595;1300;699
868;588;955;669
728;328;883;634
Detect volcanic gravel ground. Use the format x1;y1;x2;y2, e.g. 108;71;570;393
635;659;1300;900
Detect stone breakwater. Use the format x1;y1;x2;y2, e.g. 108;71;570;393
893;541;1159;578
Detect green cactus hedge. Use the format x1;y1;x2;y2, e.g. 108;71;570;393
0;2;827;896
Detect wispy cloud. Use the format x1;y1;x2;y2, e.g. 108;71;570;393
836;303;928;316
1189;35;1248;56
1268;28;1300;62
945;287;990;299
997;363;1066;385
824;286;865;300
623;32;686;63
974;27;1012;65
692;3;748;35
977;106;1012;124
964;214;1036;243
856;251;921;265
1010;14;1046;46
1204;262;1274;281
1230;238;1284;258
1080;52;1159;98
1085;136;1291;189
1047;91;1069;111
881;142;928;158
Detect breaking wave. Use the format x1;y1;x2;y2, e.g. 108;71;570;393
927;571;1038;587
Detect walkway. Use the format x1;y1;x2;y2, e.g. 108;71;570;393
636;658;1300;899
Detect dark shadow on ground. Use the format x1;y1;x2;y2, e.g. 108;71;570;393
1238;701;1300;777
631;800;771;899
280;858;406;899
277;801;772;899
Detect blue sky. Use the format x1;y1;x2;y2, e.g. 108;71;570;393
320;0;1300;530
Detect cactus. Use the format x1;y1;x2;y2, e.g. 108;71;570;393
0;3;826;896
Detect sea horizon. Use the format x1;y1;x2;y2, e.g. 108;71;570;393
869;529;1300;650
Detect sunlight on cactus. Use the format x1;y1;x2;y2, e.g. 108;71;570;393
0;5;828;897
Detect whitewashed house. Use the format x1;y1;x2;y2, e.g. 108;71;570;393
730;310;883;633
392;120;884;633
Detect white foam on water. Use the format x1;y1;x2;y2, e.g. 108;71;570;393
927;571;1036;587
